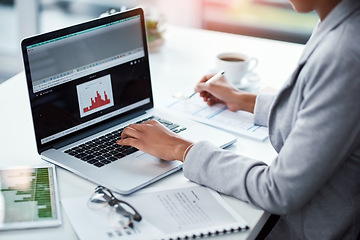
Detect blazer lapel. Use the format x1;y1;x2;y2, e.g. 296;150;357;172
298;0;360;65
278;0;360;93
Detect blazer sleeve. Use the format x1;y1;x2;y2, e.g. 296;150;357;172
253;94;276;127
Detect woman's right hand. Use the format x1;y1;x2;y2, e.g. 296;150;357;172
194;73;257;113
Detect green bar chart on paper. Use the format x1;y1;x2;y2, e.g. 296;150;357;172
0;167;57;223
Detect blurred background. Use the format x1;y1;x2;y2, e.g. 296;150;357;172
0;0;318;84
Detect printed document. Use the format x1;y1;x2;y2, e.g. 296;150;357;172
166;97;268;141
62;185;249;240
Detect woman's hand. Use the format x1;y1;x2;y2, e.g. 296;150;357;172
195;73;257;113
116;120;193;162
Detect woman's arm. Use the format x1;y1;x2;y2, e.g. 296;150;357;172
183;39;360;214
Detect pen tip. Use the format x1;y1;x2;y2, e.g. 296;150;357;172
188;92;196;98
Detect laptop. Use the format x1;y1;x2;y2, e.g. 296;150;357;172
21;8;236;195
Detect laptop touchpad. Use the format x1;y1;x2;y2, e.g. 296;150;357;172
137;152;171;167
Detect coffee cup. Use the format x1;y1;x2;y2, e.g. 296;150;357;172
216;52;258;87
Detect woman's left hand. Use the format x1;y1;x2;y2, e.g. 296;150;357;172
116;119;193;162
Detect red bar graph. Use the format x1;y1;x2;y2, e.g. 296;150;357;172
77;75;114;118
83;91;111;113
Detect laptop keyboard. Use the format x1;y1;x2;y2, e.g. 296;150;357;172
64;116;186;168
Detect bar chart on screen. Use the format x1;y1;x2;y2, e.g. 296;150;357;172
76;75;114;118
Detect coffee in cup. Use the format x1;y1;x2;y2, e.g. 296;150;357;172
216;52;258;87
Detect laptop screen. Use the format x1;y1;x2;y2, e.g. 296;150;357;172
22;9;153;150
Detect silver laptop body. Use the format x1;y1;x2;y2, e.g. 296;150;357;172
21;8;236;195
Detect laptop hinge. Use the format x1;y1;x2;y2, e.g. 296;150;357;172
53;111;147;149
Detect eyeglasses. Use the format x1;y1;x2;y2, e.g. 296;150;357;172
87;186;142;229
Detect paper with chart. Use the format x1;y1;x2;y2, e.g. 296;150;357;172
166;97;268;141
61;185;249;240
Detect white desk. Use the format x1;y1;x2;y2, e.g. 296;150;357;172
0;26;304;240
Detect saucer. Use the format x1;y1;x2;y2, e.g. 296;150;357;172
234;72;261;90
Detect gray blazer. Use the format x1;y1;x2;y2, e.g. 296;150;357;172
183;0;360;239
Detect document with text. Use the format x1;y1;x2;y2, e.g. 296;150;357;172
166;97;268;141
62;185;249;240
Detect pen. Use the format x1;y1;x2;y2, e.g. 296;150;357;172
188;70;225;98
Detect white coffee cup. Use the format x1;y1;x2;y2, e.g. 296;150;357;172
216;52;258;87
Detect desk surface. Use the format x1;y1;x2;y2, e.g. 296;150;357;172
0;26;304;240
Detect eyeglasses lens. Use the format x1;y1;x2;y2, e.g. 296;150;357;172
88;190;109;210
108;205;134;229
